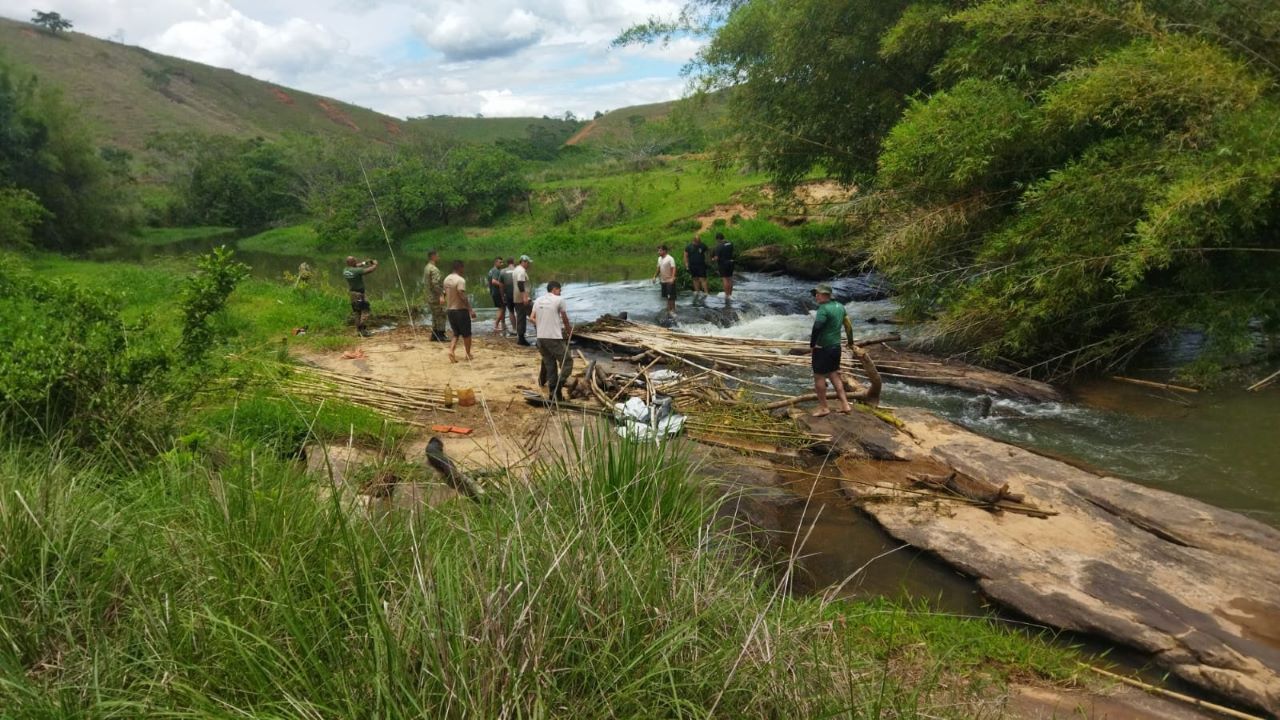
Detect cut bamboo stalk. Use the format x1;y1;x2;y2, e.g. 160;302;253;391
1111;376;1199;393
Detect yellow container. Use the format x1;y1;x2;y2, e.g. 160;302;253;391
457;388;476;407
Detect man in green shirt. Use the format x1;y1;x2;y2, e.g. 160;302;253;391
487;257;508;335
343;255;378;337
423;250;446;341
809;283;855;417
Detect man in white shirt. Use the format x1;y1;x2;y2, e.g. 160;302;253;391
530;280;573;401
512;254;533;346
654;244;677;315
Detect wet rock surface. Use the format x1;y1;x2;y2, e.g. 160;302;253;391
798;408;1280;716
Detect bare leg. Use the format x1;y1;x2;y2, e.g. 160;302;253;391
812;375;830;416
448;333;458;363
463;335;473;360
831;372;852;412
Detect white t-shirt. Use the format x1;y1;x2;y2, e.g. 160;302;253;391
657;254;676;283
532;293;567;339
512;265;530;303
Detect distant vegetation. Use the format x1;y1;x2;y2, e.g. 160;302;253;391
628;0;1280;378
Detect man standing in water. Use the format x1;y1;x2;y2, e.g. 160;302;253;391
654;244;677;315
443;260;477;362
711;232;734;302
343;256;378;337
423;250;446;341
531;280;573;401
487;256;508;335
684;234;709;304
512;255;534;346
809;283;855;417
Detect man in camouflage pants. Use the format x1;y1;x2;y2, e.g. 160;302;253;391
423;249;447;341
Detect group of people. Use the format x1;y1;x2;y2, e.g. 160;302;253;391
653;232;735;313
345;232;854;411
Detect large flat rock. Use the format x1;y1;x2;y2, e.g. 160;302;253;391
813;408;1280;716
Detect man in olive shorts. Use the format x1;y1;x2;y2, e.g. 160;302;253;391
342;255;378;337
809;283;856;416
423;249;446;341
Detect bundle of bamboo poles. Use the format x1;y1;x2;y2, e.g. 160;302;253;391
575;316;1061;402
280;363;454;423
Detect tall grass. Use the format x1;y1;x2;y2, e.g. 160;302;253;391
0;426;1076;717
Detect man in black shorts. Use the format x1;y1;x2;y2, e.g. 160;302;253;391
684;234;709;304
487;256;507;335
711;232;734;302
810;283;855;416
654;244;677;315
442;260;476;362
342;255;378;337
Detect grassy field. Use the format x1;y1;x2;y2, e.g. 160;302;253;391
406;115;581;144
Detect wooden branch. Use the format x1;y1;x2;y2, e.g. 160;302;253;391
1111;376;1199;394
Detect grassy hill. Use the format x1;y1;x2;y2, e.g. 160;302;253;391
406;115;581;144
566;94;729;147
0;16;405;152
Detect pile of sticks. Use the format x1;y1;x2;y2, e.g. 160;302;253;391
575;316;1062;402
281;364;454;423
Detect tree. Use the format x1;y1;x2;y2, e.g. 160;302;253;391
31;11;72;34
665;0;1280;378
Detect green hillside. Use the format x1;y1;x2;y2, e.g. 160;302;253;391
0;15;405;152
406;115;580;144
566;94;728;147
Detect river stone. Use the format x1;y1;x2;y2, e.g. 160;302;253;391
824;408;1280;715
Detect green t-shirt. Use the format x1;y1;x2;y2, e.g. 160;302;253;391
486;267;503;292
343;265;369;292
811;300;846;348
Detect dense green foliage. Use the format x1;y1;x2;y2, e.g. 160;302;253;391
0;56;135;250
672;0;1280;376
178;246;250;362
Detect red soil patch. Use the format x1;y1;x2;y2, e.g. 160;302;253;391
271;87;294;105
316;99;361;131
564;120;598;146
21;29;38;38
384;119;402;136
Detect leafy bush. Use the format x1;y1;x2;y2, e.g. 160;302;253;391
178;246;250;363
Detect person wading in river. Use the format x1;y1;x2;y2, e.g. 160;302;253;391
423;250;447;342
711;232;734;303
654;244;677;315
343;256;378;337
684;234;709;304
810;283;856;417
443;260;476;362
531;280;573;401
487;256;508;335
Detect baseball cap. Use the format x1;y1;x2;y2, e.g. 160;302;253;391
811;283;833;296
520;254;532;262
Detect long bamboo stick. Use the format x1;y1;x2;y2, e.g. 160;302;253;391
1081;664;1264;720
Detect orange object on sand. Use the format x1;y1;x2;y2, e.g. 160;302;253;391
341;348;367;360
431;424;453;433
429;425;474;436
449;426;473;435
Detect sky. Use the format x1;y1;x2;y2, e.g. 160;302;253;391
1;0;706;119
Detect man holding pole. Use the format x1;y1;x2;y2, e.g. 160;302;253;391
531;280;573;401
809;283;856;417
423;249;446;341
343;256;378;337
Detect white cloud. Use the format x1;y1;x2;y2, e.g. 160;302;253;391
0;0;702;118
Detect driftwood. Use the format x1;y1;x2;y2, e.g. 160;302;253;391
425;437;481;500
1247;367;1280;392
1110;375;1200;394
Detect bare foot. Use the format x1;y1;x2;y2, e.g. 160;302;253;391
811;408;831;417
466;353;473;361
448;354;458;364
837;404;853;414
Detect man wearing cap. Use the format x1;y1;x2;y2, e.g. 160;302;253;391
809;283;856;417
512;255;534;346
423;250;447;341
531;280;573;401
343;256;378;337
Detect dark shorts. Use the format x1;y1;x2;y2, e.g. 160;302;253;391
446;309;472;337
717;262;734;278
812;345;841;375
660;282;677;299
349;291;370;313
689;265;707;279
489;288;505;308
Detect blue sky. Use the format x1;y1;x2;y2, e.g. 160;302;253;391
0;0;705;118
